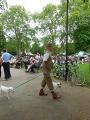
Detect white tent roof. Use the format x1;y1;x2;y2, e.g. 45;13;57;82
26;52;33;55
75;51;89;57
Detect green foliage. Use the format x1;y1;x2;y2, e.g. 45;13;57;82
68;0;90;52
68;43;75;55
73;26;90;52
0;24;6;53
30;42;44;54
0;0;7;53
78;63;90;86
32;4;59;44
82;0;89;2
1;5;35;55
2;5;29;29
0;0;7;12
0;0;90;55
6;38;17;55
17;0;90;55
53;45;61;55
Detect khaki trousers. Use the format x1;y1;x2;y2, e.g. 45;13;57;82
41;72;54;91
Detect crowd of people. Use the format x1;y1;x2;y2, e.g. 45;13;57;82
11;53;43;73
0;46;90;99
0;44;61;99
1;49;90;77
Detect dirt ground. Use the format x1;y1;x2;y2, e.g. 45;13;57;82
0;68;90;120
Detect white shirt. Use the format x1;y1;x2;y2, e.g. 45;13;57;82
35;55;40;60
43;52;51;62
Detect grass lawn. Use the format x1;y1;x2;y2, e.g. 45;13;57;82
78;63;90;87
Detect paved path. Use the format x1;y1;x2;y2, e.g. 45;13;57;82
0;68;90;120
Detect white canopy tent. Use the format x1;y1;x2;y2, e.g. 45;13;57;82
74;51;89;57
25;52;34;55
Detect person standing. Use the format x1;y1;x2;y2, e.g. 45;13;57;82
39;42;61;99
1;49;13;80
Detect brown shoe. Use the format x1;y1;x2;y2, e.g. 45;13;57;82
51;91;61;99
39;89;47;96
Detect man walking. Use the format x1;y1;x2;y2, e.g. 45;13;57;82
1;49;13;80
39;42;61;99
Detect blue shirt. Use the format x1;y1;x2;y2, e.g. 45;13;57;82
1;52;12;63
